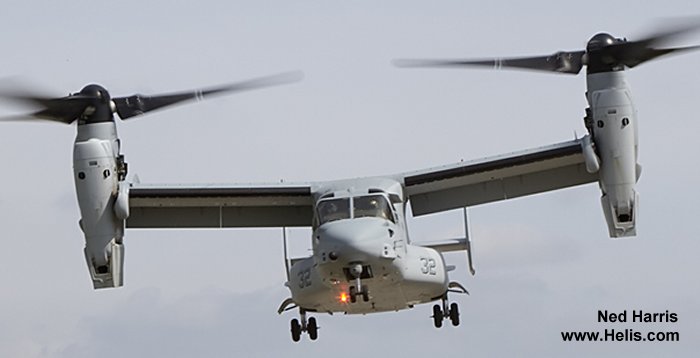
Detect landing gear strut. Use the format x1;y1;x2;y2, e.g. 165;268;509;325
432;294;460;328
348;263;370;303
290;309;319;342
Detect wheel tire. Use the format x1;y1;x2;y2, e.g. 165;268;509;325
349;286;357;303
450;302;460;326
307;317;318;340
361;286;369;302
290;319;302;342
432;304;443;328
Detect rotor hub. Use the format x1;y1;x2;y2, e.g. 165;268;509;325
79;84;111;103
76;84;115;125
586;33;621;52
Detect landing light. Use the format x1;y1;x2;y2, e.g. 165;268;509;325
339;292;349;303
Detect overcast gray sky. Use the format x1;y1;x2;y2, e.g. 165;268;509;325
1;1;699;357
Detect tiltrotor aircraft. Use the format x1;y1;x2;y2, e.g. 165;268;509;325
1;22;698;343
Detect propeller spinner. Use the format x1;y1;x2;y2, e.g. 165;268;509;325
0;71;303;124
393;20;700;75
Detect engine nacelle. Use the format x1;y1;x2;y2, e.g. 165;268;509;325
73;122;128;289
589;87;639;238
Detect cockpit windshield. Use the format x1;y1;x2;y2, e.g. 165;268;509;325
317;198;351;225
353;194;395;223
316;194;395;226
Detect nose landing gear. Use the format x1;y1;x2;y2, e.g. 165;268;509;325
348;275;370;303
348;263;370;303
290;309;319;342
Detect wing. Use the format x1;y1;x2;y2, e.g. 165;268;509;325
401;138;598;216
127;183;314;228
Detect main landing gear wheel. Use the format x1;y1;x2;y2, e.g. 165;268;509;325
307;317;318;340
432;304;443;328
289;309;319;342
290;319;302;342
431;295;460;328
450;302;460;326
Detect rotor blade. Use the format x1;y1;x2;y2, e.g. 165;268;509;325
113;71;304;120
0;93;94;124
0;112;75;124
0;113;44;123
613;45;700;68
606;19;700;68
632;17;700;48
394;51;585;75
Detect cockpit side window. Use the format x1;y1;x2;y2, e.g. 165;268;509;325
317;198;351;225
353;194;395;223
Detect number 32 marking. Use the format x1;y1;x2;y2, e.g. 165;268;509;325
420;258;436;275
298;269;312;288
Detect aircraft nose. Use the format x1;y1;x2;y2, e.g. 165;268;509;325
317;220;391;263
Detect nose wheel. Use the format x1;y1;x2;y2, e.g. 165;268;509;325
348;284;369;303
290;309;319;342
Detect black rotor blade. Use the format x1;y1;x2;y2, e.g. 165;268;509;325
605;19;700;68
113;71;303;120
29;98;93;124
394;50;585;75
0;92;94;124
631;18;700;48
612;45;700;68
